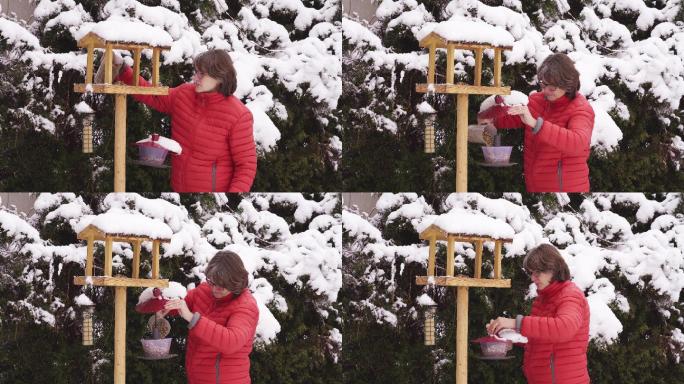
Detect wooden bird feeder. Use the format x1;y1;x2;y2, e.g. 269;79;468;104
416;219;513;384
415;24;513;192
73;218;172;384
73;29;171;192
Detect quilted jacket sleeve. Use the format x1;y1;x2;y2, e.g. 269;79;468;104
227;110;257;192
520;293;585;342
115;65;180;115
189;302;259;355
535;102;594;155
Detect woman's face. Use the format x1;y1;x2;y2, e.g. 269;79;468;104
193;68;221;93
539;80;566;101
528;269;554;290
207;278;230;298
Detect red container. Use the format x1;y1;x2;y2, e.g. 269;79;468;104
136;133;169;166
477;95;510;121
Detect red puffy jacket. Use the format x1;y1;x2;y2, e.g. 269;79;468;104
494;92;594;192
116;66;257;192
520;280;590;384
184;283;259;384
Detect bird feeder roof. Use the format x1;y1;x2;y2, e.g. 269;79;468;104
74;16;173;49
417;210;514;241
75;209;173;242
416;16;514;50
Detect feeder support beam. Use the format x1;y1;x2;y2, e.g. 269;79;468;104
446;235;455;276
428;235;437;276
455;93;469;192
474;240;483;279
114;94;127;192
456;286;468;384
114;286;126;384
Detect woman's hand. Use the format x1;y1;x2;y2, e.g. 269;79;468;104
507;105;536;127
155;309;170;318
486;317;516;336
165;299;192;322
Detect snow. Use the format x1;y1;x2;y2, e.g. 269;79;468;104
74;293;94;306
0;210;41;242
416;15;515;47
5;193;340;350
74;208;174;240
136;135;182;154
496;329;528;344
416;293;436;306
74;15;174;47
345;192;684;348
0;18;41;49
137;281;187;305
417;209;516;239
347;0;684;155
416;101;436;114
479;91;529;112
13;0;341;160
74;101;94;114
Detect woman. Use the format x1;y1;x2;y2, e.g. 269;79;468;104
103;49;256;192
163;251;259;384
479;53;595;192
486;244;590;384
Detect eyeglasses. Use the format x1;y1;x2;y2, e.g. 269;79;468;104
524;268;543;277
539;81;559;92
206;278;222;288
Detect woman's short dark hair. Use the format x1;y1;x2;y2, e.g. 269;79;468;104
193;49;237;97
537;53;581;100
523;244;571;282
205;251;249;295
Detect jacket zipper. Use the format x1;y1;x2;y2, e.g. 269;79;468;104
550;353;556;384
216;353;221;383
211;162;217;192
557;160;563;192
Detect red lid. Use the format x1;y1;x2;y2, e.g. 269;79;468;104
477;104;511;120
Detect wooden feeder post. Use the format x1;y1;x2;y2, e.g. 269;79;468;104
416;33;512;192
416;224;513;384
74;32;170;192
75;223;171;384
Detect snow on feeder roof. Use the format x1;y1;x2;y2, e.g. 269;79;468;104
74;16;173;48
416;16;515;49
136;134;182;154
75;208;173;241
417;210;515;241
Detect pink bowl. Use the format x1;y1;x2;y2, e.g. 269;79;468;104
480;340;512;357
482;146;512;164
141;338;172;358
